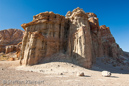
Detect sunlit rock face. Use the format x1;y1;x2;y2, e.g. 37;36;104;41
66;7;92;68
20;12;67;65
99;25;123;58
20;7;124;68
0;29;23;53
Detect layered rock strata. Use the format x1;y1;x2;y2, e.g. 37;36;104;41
20;12;67;65
0;29;24;53
20;7;124;68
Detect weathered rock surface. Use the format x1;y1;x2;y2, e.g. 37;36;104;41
0;29;24;53
20;7;124;68
88;13;103;63
100;25;123;58
66;8;92;68
5;45;17;54
20;12;66;65
16;42;22;59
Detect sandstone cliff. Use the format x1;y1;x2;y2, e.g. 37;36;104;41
99;25;123;58
0;29;24;53
20;7;124;68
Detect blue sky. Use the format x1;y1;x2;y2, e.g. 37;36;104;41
0;0;129;52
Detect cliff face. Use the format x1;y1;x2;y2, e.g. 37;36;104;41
87;12;103;63
66;8;92;68
0;29;24;53
99;25;123;58
20;7;124;68
20;12;67;65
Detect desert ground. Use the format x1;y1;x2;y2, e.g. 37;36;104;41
0;58;129;86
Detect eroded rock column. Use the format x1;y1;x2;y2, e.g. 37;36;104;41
66;7;93;68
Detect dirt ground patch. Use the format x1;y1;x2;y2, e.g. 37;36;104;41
0;60;129;86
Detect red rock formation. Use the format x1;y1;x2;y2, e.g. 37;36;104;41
5;45;17;54
20;7;124;68
20;12;66;65
66;8;92;68
87;13;103;63
0;29;24;53
100;25;123;58
16;42;22;59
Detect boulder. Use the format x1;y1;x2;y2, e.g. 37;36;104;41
77;72;85;76
102;71;111;77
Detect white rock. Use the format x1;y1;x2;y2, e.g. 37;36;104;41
102;71;111;77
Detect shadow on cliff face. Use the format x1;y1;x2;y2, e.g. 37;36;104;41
38;52;129;74
38;52;93;70
38;53;81;67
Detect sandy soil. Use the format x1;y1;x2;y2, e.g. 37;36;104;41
0;60;129;86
